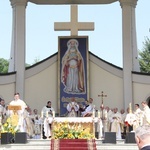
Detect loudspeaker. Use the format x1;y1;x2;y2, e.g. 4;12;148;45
125;132;136;143
15;132;27;143
95;132;99;139
104;132;116;143
1;133;14;144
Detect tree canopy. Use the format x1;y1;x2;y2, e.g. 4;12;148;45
139;37;150;73
0;58;41;73
0;58;9;73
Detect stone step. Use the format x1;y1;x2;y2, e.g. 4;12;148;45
96;144;138;150
0;139;139;150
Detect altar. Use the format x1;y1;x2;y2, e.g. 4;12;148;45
44;117;103;139
54;117;96;132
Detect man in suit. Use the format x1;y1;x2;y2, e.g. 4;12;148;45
135;125;150;150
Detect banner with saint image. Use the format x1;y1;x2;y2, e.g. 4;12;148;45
58;36;89;116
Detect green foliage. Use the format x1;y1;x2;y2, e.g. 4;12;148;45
0;57;41;73
139;37;150;73
0;58;9;73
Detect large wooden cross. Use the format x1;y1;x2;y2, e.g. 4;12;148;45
54;5;94;36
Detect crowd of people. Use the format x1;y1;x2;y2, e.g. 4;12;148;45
66;97;150;141
0;93;42;139
1;93;150;148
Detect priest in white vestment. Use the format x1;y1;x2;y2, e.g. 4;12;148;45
141;101;150;125
9;93;27;132
67;97;79;117
110;108;122;139
120;109;126;133
31;109;41;139
134;104;143;128
125;109;137;132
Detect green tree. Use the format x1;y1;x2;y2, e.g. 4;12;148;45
0;57;41;73
0;58;9;73
139;37;150;73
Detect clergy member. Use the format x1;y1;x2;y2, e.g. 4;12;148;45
110;107;122;139
82;98;95;117
141;101;150;125
67;97;79;117
9;92;27;132
42;101;55;139
0;99;7;124
134;104;143;128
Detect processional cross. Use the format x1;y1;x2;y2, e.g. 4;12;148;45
98;91;107;119
54;5;94;36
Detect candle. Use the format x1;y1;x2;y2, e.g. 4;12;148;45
104;110;107;119
98;110;100;118
129;102;132;113
53;111;55;118
93;110;95;117
41;111;43;118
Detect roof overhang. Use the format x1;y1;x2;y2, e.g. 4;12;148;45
28;0;118;5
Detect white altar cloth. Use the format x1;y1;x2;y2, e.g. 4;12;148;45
53;117;98;123
44;117;103;138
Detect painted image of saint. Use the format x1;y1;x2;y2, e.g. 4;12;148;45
61;39;86;94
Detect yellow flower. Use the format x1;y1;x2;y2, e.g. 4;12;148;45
1;116;19;135
52;121;94;139
4;123;8;127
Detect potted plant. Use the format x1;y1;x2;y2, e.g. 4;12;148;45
1;116;19;144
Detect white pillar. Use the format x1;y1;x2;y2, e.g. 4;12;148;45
9;0;27;99
119;0;139;109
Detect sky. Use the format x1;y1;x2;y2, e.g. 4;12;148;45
0;0;150;67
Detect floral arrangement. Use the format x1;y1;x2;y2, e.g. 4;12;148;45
52;121;94;139
1;115;19;135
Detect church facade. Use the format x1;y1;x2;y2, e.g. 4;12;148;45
0;0;150;114
1;52;150;114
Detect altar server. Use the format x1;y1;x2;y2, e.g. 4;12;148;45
42;101;55;139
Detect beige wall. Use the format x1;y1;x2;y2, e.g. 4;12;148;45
25;63;58;113
0;53;150;114
133;83;150;109
89;62;123;110
0;83;15;104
